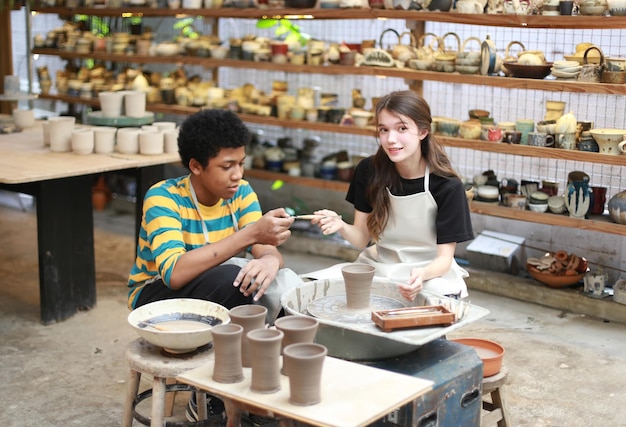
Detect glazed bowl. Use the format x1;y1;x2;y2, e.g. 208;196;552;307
436;118;461;136
451;337;505;377
128;298;230;354
476;185;500;202
579;4;606;14
503;61;553;79
590;128;626;155
528;202;549;213
548;195;567;214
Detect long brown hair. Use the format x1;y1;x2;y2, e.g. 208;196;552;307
366;90;461;240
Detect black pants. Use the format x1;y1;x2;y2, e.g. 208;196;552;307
135;264;254;310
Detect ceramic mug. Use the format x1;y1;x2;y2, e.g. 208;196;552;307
527;132;555;147
515;119;535;145
504;130;522;144
557;133;577;150
12;108;35;128
94;126;117;154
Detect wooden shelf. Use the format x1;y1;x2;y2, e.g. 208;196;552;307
245;168;350;192
36;93;626;166
32;48;626;96
470;201;626;236
32;7;626;30
242;169;626;236
31;8;626;237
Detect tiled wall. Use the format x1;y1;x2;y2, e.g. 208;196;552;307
10;9;626;281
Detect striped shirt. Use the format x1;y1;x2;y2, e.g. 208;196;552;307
127;175;261;308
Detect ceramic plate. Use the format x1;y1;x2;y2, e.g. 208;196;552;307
551;70;580;79
87;111;155;127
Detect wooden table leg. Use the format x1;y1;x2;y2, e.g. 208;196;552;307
35;176;96;324
223;398;242;427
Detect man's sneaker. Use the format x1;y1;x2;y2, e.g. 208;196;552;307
185;392;226;423
243;412;281;426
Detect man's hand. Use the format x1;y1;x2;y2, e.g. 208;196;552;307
253;208;294;246
234;256;280;301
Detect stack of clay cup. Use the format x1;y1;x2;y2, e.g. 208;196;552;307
455;36;482;75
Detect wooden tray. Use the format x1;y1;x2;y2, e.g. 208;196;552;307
371;305;456;332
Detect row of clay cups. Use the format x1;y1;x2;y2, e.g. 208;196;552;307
46;121;178;155
92;123;179;156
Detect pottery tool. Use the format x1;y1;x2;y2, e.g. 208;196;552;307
371;305;456;332
291;214;342;220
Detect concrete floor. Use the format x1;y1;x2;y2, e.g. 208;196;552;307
1;192;625;427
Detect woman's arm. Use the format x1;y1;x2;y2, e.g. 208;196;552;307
398;242;457;301
312;209;371;250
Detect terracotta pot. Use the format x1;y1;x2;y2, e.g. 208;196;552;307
283;343;327;405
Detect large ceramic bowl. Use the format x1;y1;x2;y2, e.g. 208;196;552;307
503;61;553;79
526;264;585;288
128;298;230;354
589;128;626;155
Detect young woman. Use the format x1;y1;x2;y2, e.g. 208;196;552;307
310;90;474;300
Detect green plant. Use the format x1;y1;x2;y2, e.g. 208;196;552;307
173;17;200;39
256;18;310;47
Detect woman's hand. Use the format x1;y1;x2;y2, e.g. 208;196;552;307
311;209;344;235
397;268;425;301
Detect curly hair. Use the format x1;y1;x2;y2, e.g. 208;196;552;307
366;90;461;240
177;109;251;171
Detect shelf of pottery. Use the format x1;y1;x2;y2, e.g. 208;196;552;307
25;3;626;235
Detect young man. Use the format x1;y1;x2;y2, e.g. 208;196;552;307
127;109;302;423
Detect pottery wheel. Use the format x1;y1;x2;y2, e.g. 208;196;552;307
307;294;406;323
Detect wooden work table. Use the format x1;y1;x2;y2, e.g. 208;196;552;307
177;355;433;427
0;122;180;323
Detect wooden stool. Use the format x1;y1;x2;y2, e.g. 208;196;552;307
481;368;510;427
122;338;213;427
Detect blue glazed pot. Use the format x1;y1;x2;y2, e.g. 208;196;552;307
608;190;626;225
565;178;591;219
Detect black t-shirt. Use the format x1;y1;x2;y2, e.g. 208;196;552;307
346;157;474;245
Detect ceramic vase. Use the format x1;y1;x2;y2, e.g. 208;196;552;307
211;323;245;384
247;328;283;394
608;190;626;225
229;304;267;367
282;343;327;406
341;264;376;310
274;315;319;375
565;175;591;219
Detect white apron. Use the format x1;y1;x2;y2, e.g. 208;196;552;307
305;168;469;298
